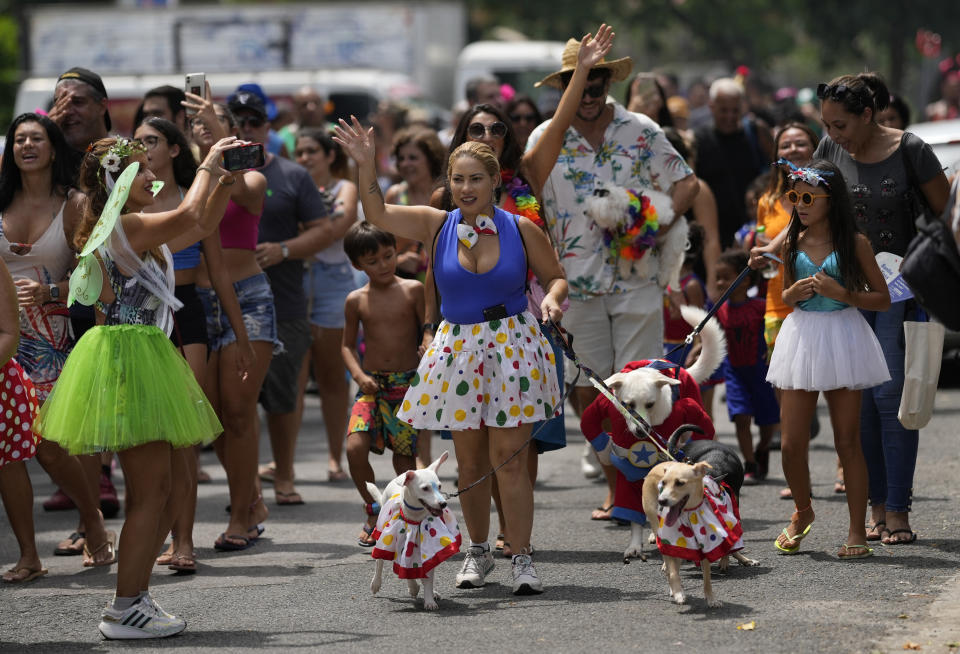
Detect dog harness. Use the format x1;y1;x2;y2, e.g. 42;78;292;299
370;492;462;579
656;475;744;563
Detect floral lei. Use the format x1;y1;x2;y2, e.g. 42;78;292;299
89;137;145;191
500;168;543;228
602;189;659;262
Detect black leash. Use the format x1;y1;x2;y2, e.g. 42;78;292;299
664;253;782;361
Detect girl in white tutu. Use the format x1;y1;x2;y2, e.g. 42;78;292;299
766;159;891;560
334;118;567;595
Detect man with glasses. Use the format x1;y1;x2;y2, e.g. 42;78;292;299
227;90;334;506
527;37;698;508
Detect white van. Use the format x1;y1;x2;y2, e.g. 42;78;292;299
453;40;565;109
14;69;426;137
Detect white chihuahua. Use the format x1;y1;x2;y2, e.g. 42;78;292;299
366;451;461;610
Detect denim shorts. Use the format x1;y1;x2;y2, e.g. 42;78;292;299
197;273;281;353
305;259;357;329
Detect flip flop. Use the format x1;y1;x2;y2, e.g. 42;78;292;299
155;551;175;566
882;528;918;545
258;464;277;483
168;554;197;574
276;490;305;506
328;469;349;482
591;505;613;521
775;523;812;554
3;566;48;583
358;524;376;547
838;544;874;559
53;531;85;556
247;524;266;541
83;531;117;567
866;520;887;542
214;533;254;552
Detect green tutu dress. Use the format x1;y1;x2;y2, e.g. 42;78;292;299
34;236;222;455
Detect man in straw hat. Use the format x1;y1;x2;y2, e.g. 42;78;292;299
526;33;699;519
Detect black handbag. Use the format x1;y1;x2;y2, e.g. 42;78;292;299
899;147;960;330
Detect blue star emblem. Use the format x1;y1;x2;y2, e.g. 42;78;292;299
629;441;657;468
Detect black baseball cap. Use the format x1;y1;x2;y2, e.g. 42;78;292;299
57;67;112;131
227;90;268;121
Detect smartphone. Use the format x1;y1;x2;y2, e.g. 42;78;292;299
222;143;265;171
184;73;206;115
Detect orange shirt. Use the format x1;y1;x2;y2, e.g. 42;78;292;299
757;193;792;320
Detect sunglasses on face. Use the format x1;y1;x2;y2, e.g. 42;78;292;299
785;189;830;206
236;116;266;128
467;121;507;139
509;113;538;124
581;82;608;99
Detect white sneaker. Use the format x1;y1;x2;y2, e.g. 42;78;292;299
581;443;601;479
511;554;543;595
98;598;186;639
455;545;495;588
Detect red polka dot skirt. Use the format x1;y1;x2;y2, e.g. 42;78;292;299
0;359;40;467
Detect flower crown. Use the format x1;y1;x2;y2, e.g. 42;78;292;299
776;158;833;189
96;138;145;191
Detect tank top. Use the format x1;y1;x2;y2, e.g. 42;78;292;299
795;250;848;312
220;199;260;250
0;201;75;284
314;179;351;266
434;207;527;324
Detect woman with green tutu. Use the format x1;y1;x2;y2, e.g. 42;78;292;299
33;134;242;640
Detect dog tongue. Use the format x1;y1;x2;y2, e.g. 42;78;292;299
664;496;688;527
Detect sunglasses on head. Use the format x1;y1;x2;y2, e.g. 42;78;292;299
785;189;830;206
467;121;507;140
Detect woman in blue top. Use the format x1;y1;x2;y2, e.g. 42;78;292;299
766;160;890;560
334;120;567;597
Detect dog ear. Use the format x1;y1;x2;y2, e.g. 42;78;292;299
605;373;626;392
692;461;713;478
652;377;681;388
402;470;417;486
428;450;449;473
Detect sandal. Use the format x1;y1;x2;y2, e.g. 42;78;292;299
53;531;86;556
838;544;874;559
591;505;613;521
775;524;812;554
866;520;887;542
82;531;117;567
258;463;277;483
833;478;846;494
328;469;349;482
156;551;175;566
214;533;254;552
358;524;376;547
2;566;48;583
275;490;305;506
168;554;197;574
882;529;917;545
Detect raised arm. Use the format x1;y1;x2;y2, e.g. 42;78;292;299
333;116;446;243
522;24;614;196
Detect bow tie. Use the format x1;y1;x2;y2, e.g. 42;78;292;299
457;214;497;248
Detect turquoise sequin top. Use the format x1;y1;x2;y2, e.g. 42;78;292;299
795;250;848;312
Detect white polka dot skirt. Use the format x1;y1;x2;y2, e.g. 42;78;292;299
396;311;561;431
0;359;39;467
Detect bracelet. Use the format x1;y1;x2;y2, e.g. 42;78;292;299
197;165;216;175
218;175;237;187
422;322;439;333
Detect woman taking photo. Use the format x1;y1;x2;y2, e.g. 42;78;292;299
814;73;949;545
186;95;276;551
133;116;253;571
0;113;115;571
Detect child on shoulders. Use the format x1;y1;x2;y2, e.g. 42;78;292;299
342;222;425;547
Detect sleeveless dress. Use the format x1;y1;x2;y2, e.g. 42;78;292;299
0;202;75;400
396;207;560;431
34;221;223;455
370;486;461;579
766;250;890;391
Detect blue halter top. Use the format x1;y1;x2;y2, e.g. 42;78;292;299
795;250;848;312
434;207;528;324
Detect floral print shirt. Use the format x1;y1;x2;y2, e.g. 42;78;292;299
526;103;693;299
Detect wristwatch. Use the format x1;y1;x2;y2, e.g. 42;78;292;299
280;243;290;260
422;322;439;333
49;284;60;300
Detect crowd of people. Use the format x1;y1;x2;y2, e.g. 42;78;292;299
1;21;959;640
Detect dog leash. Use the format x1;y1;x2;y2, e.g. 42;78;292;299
443;324;580;500
663;252;782;362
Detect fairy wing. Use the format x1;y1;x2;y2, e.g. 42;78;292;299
67;252;103;306
80;162;139;257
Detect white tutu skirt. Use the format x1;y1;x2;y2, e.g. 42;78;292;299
767;307;890;391
396;311;561;430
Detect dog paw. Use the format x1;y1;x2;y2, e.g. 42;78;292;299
706;596;723;609
423;598;439;610
407;580;420;598
623;546;645;560
370;581;381;595
740;557;760;567
671;592;687;605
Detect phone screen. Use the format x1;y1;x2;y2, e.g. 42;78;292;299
222;143;265;171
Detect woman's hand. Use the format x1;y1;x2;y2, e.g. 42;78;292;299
540;295;564;323
182;81;226;139
811;271;846;302
235;339;255;382
332;116;376;168
578;24;614;70
783;276;815;305
201;136;243;174
14;278;51;307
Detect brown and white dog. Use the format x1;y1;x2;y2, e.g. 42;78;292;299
642;461;758;608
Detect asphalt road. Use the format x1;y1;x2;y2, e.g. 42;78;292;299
2;383;959;653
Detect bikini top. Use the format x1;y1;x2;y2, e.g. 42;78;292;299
172;241;202;270
434;206;527;324
795;250;848;312
219;199;261;251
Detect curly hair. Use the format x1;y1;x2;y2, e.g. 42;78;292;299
392;127;446;182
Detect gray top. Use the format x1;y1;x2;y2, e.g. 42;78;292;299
814;132;942;256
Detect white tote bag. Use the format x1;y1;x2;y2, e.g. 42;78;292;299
898;320;945;430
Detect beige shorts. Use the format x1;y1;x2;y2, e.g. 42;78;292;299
562;284;664;386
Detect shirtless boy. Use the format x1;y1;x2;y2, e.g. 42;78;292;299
342;221;425;546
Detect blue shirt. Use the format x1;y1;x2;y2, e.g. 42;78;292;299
795;250;848;312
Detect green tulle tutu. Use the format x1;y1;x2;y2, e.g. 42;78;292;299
34;324;222;455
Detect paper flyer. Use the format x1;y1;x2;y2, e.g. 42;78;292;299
876;251;913;302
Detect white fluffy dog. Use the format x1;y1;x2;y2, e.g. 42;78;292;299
585;181;689;290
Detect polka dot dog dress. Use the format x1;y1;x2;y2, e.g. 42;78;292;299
0;359;39;467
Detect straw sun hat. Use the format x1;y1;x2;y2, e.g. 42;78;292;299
535;37;633;89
